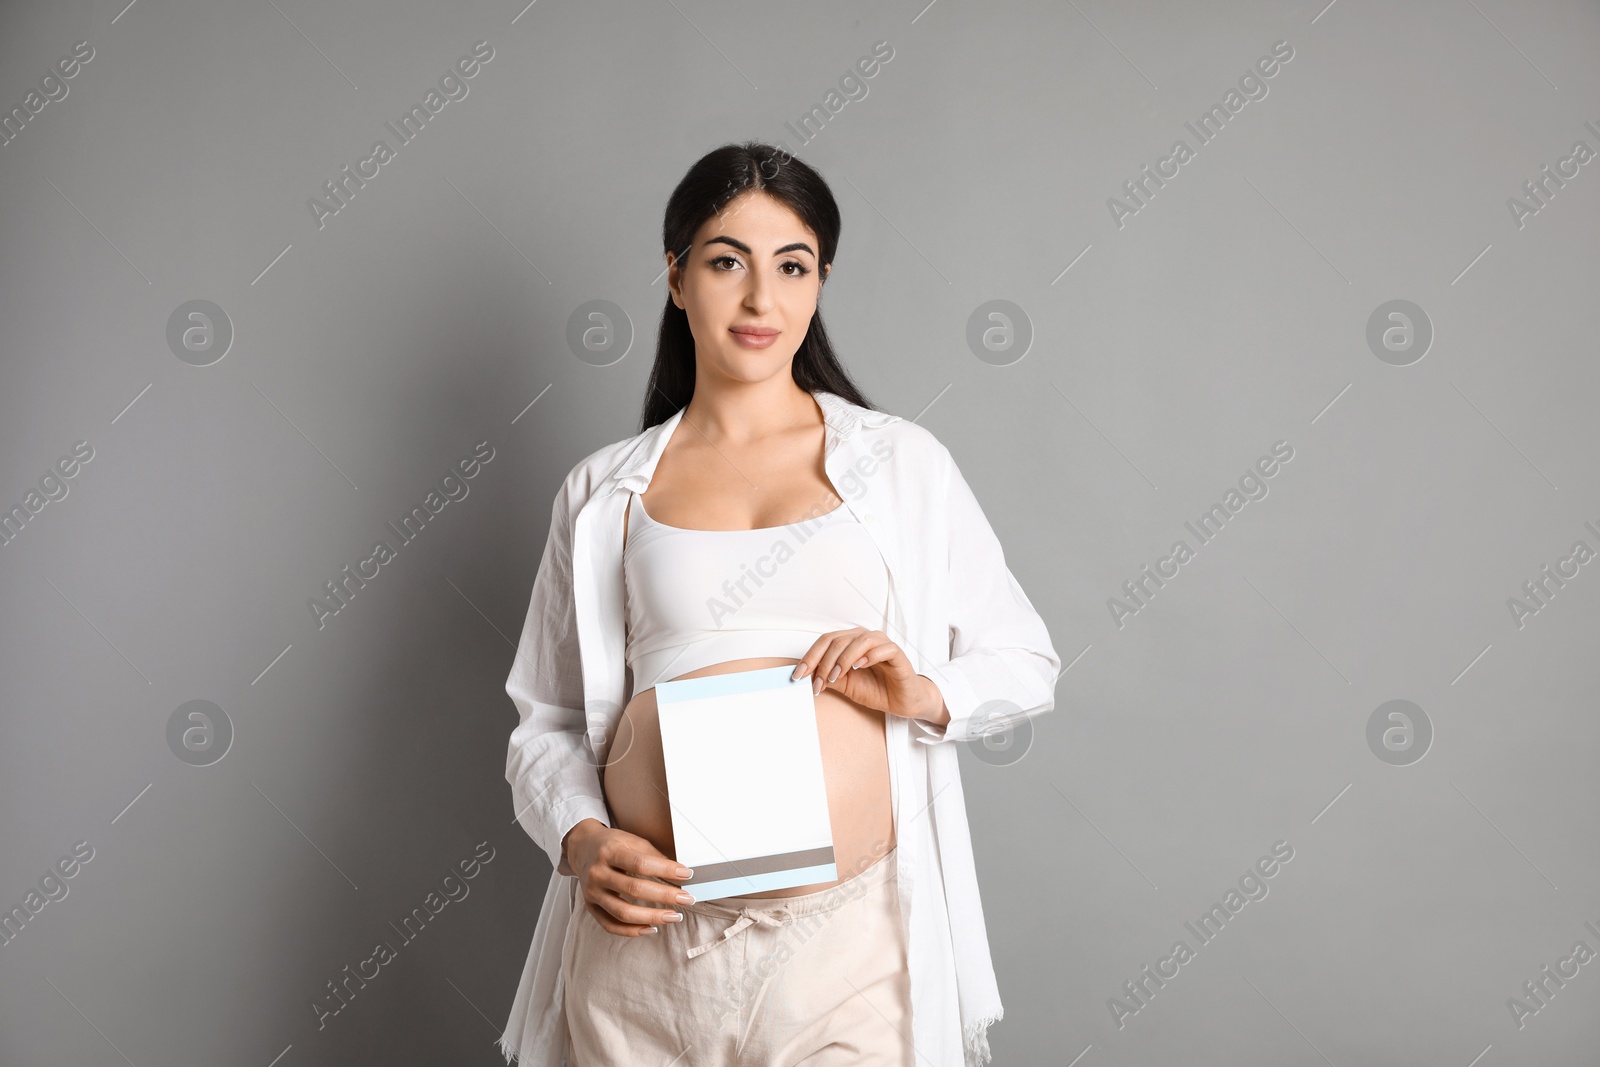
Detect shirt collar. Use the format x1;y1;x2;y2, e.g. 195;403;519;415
600;389;888;494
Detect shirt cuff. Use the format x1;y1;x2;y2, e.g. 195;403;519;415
551;797;612;878
913;664;981;745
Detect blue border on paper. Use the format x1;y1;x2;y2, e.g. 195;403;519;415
655;663;806;704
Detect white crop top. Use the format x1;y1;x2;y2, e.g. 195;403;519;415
623;490;891;701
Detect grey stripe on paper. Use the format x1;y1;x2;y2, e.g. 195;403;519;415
683;846;837;886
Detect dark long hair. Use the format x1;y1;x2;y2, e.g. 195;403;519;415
639;141;876;432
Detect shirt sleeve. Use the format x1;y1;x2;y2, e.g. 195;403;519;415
913;447;1062;745
505;475;612;876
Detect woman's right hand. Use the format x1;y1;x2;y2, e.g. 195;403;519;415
564;819;697;936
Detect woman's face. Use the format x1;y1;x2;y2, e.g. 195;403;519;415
666;190;829;385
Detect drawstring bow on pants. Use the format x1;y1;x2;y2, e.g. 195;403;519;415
685;904;796;959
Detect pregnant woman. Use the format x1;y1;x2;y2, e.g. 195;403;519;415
499;143;1061;1067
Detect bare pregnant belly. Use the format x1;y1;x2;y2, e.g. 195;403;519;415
601;656;894;899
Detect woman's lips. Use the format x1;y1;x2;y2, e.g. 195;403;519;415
729;327;779;349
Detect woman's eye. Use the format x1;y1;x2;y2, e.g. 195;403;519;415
709;255;810;276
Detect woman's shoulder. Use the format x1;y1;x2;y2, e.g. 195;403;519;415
873;413;948;456
556;432;642;503
855;405;954;477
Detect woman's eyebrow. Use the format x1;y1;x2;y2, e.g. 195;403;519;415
705;236;816;258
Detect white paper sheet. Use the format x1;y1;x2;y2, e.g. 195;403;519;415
654;664;837;900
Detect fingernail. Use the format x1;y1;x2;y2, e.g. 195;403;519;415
827;665;841;683
852;657;867;669
645;926;659;934
812;676;823;696
676;892;695;904
793;663;808;679
663;912;683;922
677;867;693;878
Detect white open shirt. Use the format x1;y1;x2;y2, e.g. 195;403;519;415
498;390;1061;1067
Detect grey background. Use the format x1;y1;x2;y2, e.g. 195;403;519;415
2;0;1597;1064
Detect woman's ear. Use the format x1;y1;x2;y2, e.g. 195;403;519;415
666;252;684;309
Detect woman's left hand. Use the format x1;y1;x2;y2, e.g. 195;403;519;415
791;628;939;721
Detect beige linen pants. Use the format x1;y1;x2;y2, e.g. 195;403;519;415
562;846;913;1066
